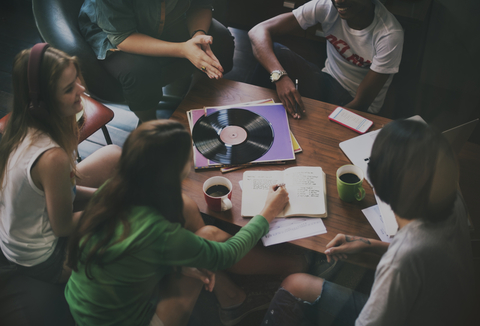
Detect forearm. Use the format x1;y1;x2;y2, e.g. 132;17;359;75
369;239;390;255
343;98;370;112
344;71;391;112
53;211;82;237
249;26;284;73
186;7;212;37
116;33;186;57
75;185;97;202
355;236;389;256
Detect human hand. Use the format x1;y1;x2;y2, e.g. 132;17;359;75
183;35;224;79
181;267;216;292
259;184;289;222
324;234;371;263
275;77;305;119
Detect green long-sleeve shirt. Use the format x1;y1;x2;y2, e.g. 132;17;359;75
65;206;269;326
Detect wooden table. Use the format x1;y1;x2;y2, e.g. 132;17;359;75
172;78;390;266
172;78;480;267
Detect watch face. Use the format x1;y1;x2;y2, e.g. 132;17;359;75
271;70;285;82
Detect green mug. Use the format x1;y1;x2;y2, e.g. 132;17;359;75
336;165;366;202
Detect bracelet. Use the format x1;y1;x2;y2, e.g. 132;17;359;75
191;29;207;38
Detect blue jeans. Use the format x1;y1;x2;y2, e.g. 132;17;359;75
101;18;234;112
250;43;355;109
261;281;369;326
0;237;68;284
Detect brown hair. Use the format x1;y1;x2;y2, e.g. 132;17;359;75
368;119;459;221
67;120;192;279
0;46;83;190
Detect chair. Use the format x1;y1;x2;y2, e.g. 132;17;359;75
32;0;124;103
32;0;186;113
78;94;114;144
0;94;114;151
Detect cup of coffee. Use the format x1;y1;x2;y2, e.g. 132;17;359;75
203;176;233;211
336;165;366;202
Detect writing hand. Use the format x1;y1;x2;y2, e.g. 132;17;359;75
324;234;371;263
184;35;224;79
181;266;216;292
275;77;305;119
260;184;289;222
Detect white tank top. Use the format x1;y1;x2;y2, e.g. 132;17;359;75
0;129;75;266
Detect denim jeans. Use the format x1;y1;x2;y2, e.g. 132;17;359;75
101;18;234;112
261;281;369;326
0;237;68;284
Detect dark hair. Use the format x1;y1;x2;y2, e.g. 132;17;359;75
67;120;192;278
368;119;458;222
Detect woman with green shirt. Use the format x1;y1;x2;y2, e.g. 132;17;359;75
65;120;295;326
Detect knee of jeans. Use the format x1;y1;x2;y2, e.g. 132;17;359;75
125;88;164;112
119;70;165;111
209;19;234;73
275;287;321;307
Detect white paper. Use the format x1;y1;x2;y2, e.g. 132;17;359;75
362;205;394;243
374;194;398;236
261;218;327;246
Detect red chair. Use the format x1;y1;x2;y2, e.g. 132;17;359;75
0;94;114;157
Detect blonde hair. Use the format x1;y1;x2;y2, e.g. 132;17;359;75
0;46;84;190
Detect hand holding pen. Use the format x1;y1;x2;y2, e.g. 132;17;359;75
293;79;306;119
260;184;289;222
274;76;305;119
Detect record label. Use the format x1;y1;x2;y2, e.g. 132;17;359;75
192;109;274;165
219;125;248;145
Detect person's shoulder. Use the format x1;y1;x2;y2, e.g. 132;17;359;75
296;0;336;19
129;206;163;222
36;147;70;172
127;206;184;246
382;221;426;262
373;0;404;34
129;206;180;231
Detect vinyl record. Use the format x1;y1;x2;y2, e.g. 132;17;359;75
192;108;274;165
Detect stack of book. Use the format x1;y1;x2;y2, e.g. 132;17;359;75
187;100;302;172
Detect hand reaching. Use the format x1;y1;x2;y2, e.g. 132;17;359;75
181;266;216;292
324;234;372;263
184;35;224;79
275;77;305;119
259;184;289;222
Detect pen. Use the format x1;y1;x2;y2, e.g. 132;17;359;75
295;79;299;116
274;183;286;191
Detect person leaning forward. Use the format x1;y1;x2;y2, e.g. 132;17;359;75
249;0;403;118
79;0;234;122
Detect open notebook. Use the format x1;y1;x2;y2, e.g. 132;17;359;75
339;116;479;237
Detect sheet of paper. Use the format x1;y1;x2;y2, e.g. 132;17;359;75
261;218;327;246
374;194;398;237
362;205;393;243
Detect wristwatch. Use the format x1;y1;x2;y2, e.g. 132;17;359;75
270;70;288;83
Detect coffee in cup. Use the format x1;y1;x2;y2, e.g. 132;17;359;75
203;176;233;211
336;165;365;202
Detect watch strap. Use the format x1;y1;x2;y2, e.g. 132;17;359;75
270;70;288;83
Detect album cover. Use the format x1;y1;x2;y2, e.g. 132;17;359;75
189;103;295;169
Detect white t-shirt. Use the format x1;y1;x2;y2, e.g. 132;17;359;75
293;0;404;113
0;129;76;267
356;192;474;326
